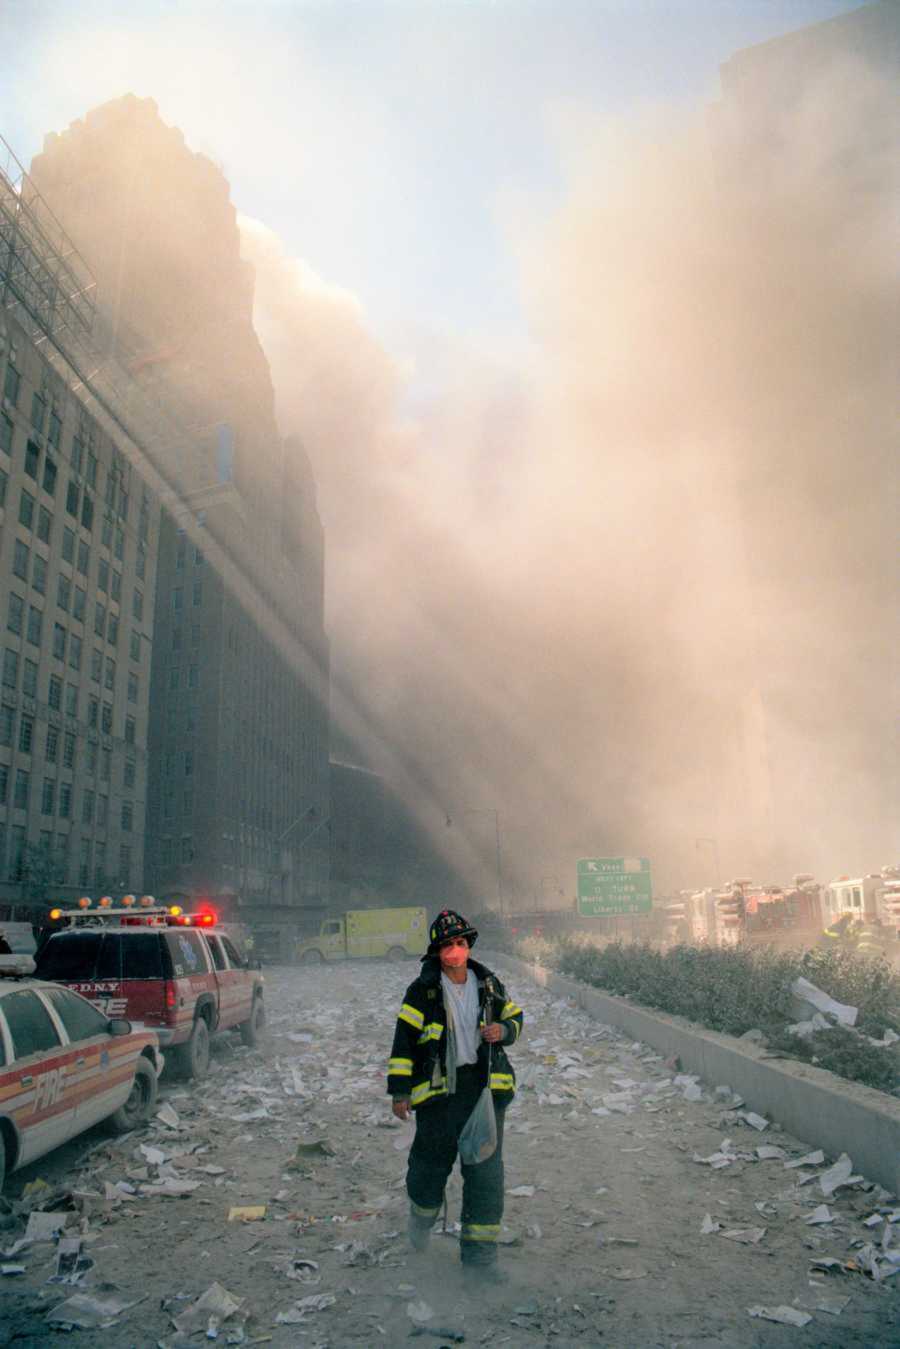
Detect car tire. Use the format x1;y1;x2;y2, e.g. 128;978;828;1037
300;949;324;964
174;1014;211;1080
386;946;406;961
107;1057;158;1134
239;997;265;1047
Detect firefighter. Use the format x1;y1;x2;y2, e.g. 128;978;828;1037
820;912;859;949
387;908;523;1276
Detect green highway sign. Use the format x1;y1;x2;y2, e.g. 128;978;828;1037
577;857;652;916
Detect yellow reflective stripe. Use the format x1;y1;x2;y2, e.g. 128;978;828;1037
411;1077;447;1106
417;1022;444;1044
489;1072;514;1091
398;1003;425;1030
389;1057;413;1076
500;1001;522;1019
411;1200;441;1218
461;1222;500;1241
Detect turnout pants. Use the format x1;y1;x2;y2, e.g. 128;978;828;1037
406;1064;506;1263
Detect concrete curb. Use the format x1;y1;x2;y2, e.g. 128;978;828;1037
487;950;900;1195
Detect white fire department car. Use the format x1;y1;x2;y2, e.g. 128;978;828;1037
0;976;162;1190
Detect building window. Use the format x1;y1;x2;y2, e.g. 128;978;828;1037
48;410;61;449
87;696;98;729
101;514;113;549
45;725;58;761
101;748;111;780
26;606;41;647
30;394;46;433
68;633;82;671
94;601;106;638
3;648;18;688
66;480;80;517
97;557;109;592
0;465;7;507
172;587;183;612
62;731;76;768
9;825;26;881
132;588;143;621
52;623;66;661
59;782;72;818
62;526;75;563
0;763;7;803
124;757;136;789
42;456;57;496
86;739;97;774
188;665;199;689
79;838;92;888
12;540;29;580
37;504;52;543
192;581;202;607
65;682;77;717
119;844;131;886
0;412;12;455
136;546;146;579
23;659;37;698
41;779;55;816
114;524;124;560
3;364;20;405
184;750;193;778
130;631;141;662
108;614;118;647
19;488;35;529
121;800;133;832
180;836;193;863
32;553;47;595
169;667;180;691
72;587;86;622
101;703;112;735
97;795;108;826
0;703;14;746
71;436;84;473
119;490;128;521
13;768;29;810
7;592;23;635
124;715;135;745
127;672;138;704
104;657;115;691
56;575;70;612
82;790;94;824
81;492;94;532
77;539;89;575
172;628;182;652
48;676;62;712
19;716;33;754
91;648;102;682
24;440;40;480
86;452;97;488
111;569;121;602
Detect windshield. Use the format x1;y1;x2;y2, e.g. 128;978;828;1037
35;932;101;980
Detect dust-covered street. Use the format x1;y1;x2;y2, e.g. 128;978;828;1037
1;958;898;1346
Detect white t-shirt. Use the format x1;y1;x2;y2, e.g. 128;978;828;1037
441;969;480;1065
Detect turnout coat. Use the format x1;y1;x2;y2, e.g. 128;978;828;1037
387;956;523;1110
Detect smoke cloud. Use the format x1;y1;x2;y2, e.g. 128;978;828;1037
241;43;897;901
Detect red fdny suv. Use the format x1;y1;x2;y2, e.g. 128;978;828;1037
35;899;265;1080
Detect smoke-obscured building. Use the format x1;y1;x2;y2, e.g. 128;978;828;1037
0;272;160;915
27;96;331;928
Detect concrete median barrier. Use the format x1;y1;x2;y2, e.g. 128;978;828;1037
490;950;900;1195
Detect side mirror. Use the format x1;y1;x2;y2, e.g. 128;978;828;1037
107;1017;133;1037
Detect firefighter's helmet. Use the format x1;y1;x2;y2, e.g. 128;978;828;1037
427;908;478;955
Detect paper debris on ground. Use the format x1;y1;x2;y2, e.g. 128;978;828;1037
228;1206;267;1222
804;1205;834;1225
739;1111;769;1132
23;1210;68;1243
607;1266;648;1280
2;1264;26;1276
721;1227;766;1244
756;1145;787;1160
46;1293;140;1329
49;1237;93;1285
172;1282;244;1334
785;1149;825;1169
820;1154;863;1197
804;1293;850;1315
748;1304;812;1327
406;1300;435;1323
791;976;857;1026
155;1103;180;1129
507;1185;536;1197
701;1214;720;1234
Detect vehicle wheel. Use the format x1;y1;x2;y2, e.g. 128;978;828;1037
107;1057;158;1133
300;949;324;964
386;945;406;961
239;998;265;1047
174;1015;211;1080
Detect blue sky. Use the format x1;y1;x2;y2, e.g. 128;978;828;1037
1;0;870;360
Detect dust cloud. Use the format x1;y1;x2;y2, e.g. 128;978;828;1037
241;45;897;902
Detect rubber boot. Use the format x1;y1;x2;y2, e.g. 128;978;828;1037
408;1210;434;1252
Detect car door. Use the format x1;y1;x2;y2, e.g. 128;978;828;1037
220;935;254;1027
0;988;73;1167
41;987;132;1130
